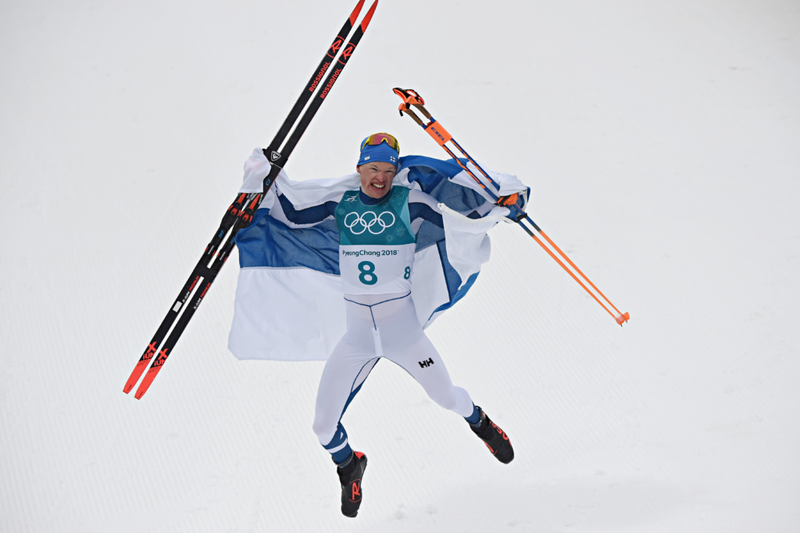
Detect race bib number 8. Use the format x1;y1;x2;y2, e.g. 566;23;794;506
358;261;378;285
339;244;415;294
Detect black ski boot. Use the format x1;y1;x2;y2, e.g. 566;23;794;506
470;407;514;464
336;451;368;517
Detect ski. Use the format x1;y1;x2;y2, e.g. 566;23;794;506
259;0;377;196
393;88;630;326
123;192;261;397
125;0;379;399
130;193;262;398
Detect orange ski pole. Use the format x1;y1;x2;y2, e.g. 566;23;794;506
393;88;630;326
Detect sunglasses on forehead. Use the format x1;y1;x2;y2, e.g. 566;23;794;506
361;133;400;152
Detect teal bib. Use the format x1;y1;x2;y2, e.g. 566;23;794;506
335;187;415;246
335;187;417;295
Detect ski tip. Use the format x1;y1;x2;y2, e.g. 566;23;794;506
360;0;378;30
134;370;158;399
349;0;366;25
123;373;142;395
616;312;630;326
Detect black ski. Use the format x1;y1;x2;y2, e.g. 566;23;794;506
125;0;379;399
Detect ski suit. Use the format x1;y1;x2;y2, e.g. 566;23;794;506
279;184;475;461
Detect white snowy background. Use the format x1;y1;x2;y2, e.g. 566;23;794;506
2;0;799;531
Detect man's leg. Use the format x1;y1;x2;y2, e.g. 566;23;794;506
312;319;379;517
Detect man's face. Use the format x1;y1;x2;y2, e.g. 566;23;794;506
358;161;397;199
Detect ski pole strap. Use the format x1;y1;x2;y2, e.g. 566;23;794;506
394;87;425;110
393;87;452;145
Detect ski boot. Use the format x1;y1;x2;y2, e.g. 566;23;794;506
470;407;514;464
336;451;368;517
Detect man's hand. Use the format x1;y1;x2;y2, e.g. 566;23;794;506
496;193;520;207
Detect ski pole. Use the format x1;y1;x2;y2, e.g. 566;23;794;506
393;88;629;326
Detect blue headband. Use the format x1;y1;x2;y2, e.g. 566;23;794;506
358;138;399;168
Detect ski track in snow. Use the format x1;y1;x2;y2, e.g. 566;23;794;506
2;0;800;531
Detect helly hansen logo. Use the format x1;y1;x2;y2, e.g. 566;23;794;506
418;358;434;369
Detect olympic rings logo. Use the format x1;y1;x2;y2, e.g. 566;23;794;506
343;211;396;235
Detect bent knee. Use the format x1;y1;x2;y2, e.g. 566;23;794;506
427;386;472;416
313;411;338;446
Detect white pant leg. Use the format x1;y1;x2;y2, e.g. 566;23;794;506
371;295;475;418
390;331;474;416
312;302;379;447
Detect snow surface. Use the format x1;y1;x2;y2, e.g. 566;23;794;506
2;0;799;531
